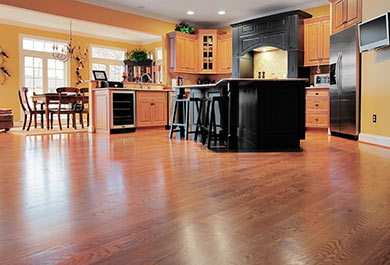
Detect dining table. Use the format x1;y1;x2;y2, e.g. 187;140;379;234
31;93;88;130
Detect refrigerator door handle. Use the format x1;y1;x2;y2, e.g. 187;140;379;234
339;52;342;93
336;52;342;94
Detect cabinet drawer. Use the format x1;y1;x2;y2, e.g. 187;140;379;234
306;99;329;112
306;89;329;98
137;91;167;100
306;114;329;127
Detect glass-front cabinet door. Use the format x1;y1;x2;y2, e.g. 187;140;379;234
198;30;218;74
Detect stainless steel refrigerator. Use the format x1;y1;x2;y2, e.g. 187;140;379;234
329;24;360;139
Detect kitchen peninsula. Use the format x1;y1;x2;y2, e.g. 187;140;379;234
174;78;309;151
89;81;174;134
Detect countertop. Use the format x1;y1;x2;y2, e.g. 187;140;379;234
92;87;174;92
174;78;309;89
306;86;330;90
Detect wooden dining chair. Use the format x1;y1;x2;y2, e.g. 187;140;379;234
49;87;80;130
77;88;89;128
18;87;45;131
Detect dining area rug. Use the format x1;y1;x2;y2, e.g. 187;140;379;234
7;127;88;136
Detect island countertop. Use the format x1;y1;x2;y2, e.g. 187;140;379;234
173;78;309;89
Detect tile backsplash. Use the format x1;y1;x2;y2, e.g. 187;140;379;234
253;48;288;79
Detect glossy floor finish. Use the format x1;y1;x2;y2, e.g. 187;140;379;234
1;130;390;265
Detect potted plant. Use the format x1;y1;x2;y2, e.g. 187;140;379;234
128;48;148;62
175;22;195;34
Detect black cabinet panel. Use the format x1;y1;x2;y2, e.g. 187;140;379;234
241;24;256;35
263;32;287;49
269;17;287;30
232;10;311;78
241;36;262;52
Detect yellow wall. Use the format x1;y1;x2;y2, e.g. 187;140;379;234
361;0;390;138
304;4;330;17
0;0;175;36
0;23;143;121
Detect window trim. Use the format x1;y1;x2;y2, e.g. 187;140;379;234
155;46;163;84
19;34;71;93
89;43;126;81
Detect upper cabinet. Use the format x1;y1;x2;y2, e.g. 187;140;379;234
330;0;362;34
304;16;331;67
168;31;198;74
199;30;218;74
168;30;232;75
217;34;233;74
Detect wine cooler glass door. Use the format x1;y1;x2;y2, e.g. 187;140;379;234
112;91;135;128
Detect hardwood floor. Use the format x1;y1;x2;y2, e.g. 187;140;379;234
1;129;390;265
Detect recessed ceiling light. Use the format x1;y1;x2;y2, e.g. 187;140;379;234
187;11;194;15
218;10;226;15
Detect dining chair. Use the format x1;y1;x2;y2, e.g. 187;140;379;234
77;87;89;128
49;87;80;130
18;87;46;131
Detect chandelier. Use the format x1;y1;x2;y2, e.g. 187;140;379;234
53;20;88;63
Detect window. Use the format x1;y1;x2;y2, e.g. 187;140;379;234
90;45;125;82
155;47;163;84
20;36;69;97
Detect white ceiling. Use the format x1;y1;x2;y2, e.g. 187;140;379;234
77;0;329;28
0;4;162;45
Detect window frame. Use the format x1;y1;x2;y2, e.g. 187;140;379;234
155;46;163;84
19;34;71;95
89;44;126;82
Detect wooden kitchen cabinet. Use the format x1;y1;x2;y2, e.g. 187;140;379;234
304;16;331;67
198;29;218;74
136;91;167;127
168;31;198;74
168;30;232;74
217;34;233;74
91;88;136;134
330;0;362;34
306;88;329;128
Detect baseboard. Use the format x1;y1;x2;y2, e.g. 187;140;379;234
359;133;390;148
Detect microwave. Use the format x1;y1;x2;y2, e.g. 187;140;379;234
314;74;330;87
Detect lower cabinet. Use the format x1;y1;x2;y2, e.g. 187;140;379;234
306;88;329;128
92;89;136;134
136;91;167;127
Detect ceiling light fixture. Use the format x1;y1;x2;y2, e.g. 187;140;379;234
187;11;194;15
52;20;88;63
218;10;226;15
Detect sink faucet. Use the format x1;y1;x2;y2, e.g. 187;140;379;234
140;73;152;88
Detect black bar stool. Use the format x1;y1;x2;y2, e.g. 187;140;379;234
201;96;228;149
169;97;205;140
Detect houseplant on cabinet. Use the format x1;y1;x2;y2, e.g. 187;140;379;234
127;48;148;62
175;22;195;34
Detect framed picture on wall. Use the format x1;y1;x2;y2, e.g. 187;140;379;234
92;70;108;81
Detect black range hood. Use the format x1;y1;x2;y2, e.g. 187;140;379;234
231;10;312;78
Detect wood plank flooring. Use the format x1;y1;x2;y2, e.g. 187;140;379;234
1;129;390;265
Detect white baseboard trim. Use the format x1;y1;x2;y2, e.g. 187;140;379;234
359;133;390;148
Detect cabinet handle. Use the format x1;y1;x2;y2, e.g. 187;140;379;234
315;93;319;95
151;103;155;106
315;104;319;107
315;119;319;121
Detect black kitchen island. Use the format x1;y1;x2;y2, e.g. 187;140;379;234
174;78;309;151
